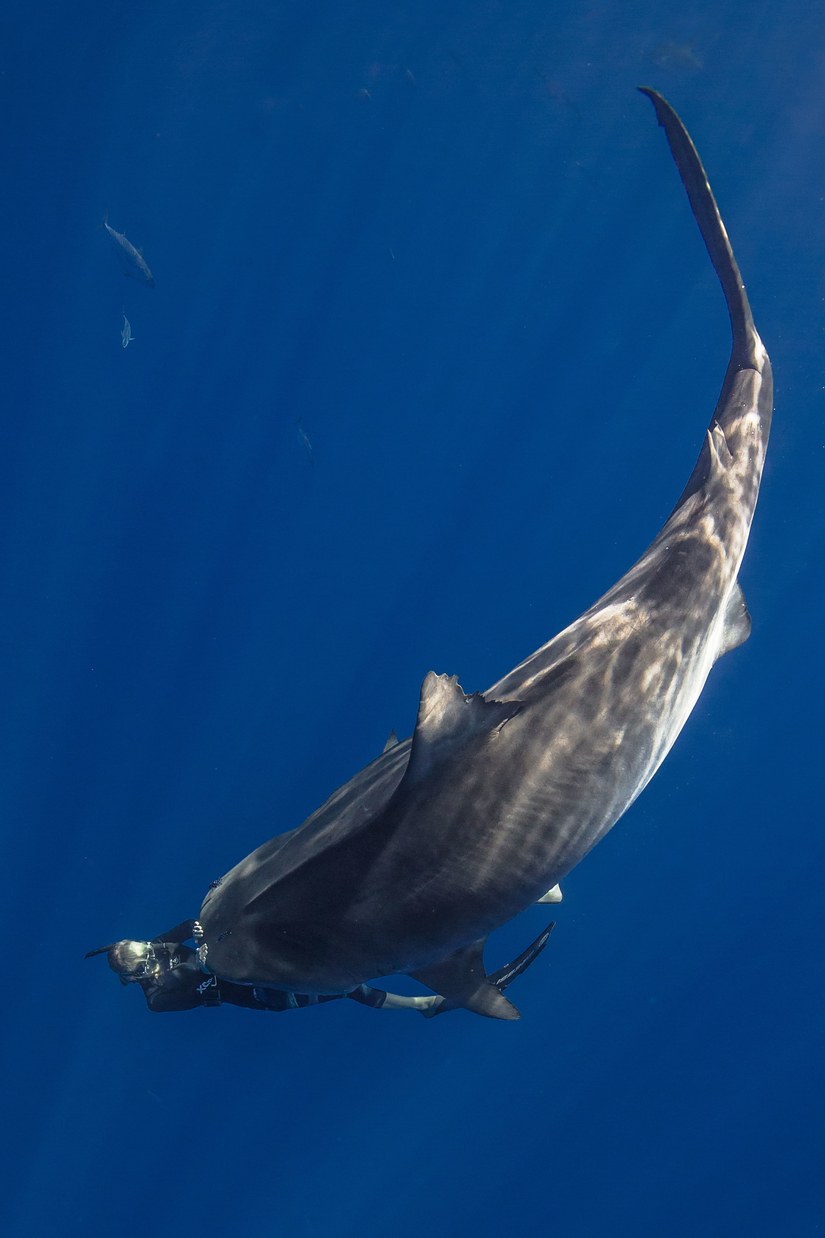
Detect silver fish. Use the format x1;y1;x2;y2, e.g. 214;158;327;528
120;313;134;349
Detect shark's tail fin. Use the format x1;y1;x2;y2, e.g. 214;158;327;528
640;88;772;515
638;88;761;374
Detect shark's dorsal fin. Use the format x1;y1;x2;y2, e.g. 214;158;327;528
717;580;752;659
407;672;522;783
410;938;520;1020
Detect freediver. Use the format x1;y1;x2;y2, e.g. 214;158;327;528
86;919;553;1018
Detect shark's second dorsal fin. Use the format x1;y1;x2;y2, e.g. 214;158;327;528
716;580;752;659
411;939;520;1020
406;672;522;783
382;729;399;753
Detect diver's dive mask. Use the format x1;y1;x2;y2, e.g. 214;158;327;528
106;940;162;984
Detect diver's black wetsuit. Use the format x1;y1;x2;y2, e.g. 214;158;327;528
137;922;394;1014
89;918;555;1017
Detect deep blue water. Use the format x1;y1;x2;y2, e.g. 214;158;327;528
3;2;824;1235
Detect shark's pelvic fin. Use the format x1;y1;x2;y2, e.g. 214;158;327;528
536;883;563;904
411;938;521;1020
717;580;752;658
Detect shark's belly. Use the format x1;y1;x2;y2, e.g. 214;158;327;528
201;567;732;989
346;614;723;971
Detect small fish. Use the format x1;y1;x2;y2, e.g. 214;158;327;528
103;213;155;287
120;313;134;349
296;421;315;464
646;41;703;72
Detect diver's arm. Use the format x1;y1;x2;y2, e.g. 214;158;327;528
151;920;199;946
143;981;204;1012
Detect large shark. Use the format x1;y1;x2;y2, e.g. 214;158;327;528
103;214;156;288
197;90;772;1019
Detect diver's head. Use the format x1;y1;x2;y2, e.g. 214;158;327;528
106;940;160;984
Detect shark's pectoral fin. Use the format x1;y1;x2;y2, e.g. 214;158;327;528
536;883;563;904
717;581;752;659
410;939;521;1021
407;672;522;782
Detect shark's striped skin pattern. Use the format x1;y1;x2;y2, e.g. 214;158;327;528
199;92;772;1018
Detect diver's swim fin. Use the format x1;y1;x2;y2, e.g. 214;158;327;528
488;921;555;992
414;921;555;1019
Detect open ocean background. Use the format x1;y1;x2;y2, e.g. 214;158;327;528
3;2;823;1235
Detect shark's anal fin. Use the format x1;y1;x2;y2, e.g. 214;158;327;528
717;580;752;659
407;672;522;783
411;939;521;1021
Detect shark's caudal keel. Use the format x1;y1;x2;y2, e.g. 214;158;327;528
198;91;772;1019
